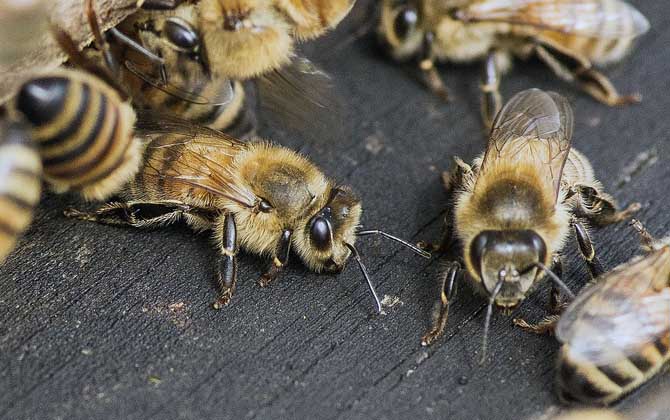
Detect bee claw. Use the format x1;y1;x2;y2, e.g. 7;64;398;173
212;290;233;309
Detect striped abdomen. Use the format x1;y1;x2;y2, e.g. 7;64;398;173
12;69;142;201
0;121;42;263
556;335;670;405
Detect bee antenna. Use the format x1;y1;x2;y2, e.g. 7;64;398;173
356;229;431;259
480;274;505;365
534;262;575;299
345;243;382;314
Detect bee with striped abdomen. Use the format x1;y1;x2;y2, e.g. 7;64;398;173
419;89;639;362
7;67;144;202
0;121;42;263
553;220;670;405
64;118;430;311
378;0;649;128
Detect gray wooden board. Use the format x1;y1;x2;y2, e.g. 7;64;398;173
1;1;669;419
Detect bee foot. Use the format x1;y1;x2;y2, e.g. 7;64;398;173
257;274;276;288
421;329;443;347
212;291;233;309
63;208;94;221
616;93;642;105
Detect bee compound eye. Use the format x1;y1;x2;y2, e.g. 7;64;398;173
164;18;199;51
393;7;418;40
310;216;332;251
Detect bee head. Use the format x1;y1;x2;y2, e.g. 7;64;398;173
469;229;547;307
378;0;425;61
199;0;294;79
300;185;362;273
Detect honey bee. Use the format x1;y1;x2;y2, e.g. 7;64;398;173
554;219;670;406
419;89;639;362
0;121;42;264
378;0;650;128
6;67;143;202
64;118;430;311
85;0;345;137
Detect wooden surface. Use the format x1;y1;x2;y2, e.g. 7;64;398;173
1;1;669;419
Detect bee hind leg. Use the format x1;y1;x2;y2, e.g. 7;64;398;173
213;214;238;309
574;184;641;226
533;42;641;107
480;50;503;131
421;261;460;346
64;201;189;228
258;229;292;288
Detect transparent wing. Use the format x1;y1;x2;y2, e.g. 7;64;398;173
125;60;235;106
481;88;573;202
257;57;346;145
556;247;670;365
136;114;258;208
455;0;650;39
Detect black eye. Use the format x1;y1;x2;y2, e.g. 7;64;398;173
393;7;418;40
164;18;199;51
310;216;332;251
469;232;489;277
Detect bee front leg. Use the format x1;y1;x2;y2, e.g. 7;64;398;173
418;32;449;102
572;218;604;279
480;50;503;131
421;261;460;346
213;214;238;309
513;316;560;335
533;42;641;106
258;230;292;288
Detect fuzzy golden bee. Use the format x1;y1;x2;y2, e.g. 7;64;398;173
419;89;639;361
64;118;430;311
84;0;345;137
0;121;42;263
7;67;143;201
553;220;670;406
378;0;649;128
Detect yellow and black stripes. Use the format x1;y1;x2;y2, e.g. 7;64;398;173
11;69;141;201
0;121;42;263
557;335;670;405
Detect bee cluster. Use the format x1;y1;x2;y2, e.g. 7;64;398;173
0;0;665;418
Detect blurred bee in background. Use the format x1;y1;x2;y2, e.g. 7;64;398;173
0;121;42;264
378;0;649;129
85;0;352;138
0;0;49;65
419;89;639;362
551;409;625;420
64;118;430;311
551;219;670;406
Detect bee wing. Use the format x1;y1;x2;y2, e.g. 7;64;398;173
455;0;650;39
124;60;235;106
257;57;345;145
556;247;670;365
137;114;258;209
481;88;573;202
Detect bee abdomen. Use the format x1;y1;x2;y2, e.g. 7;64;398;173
13;70;140;201
0;121;42;263
556;339;670;405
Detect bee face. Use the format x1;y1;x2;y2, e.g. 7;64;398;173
469;229;546;307
379;0;424;60
200;0;293;79
296;186;362;273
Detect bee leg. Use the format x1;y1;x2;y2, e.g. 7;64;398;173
418;32;449;101
480;50;503;131
548;255;569;314
421;262;460;346
64;201;188;228
213;214;238;309
258;230;293;288
512;316;559;335
574;184;641;226
572;219;604;279
533;42;641;106
140;0;183;10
